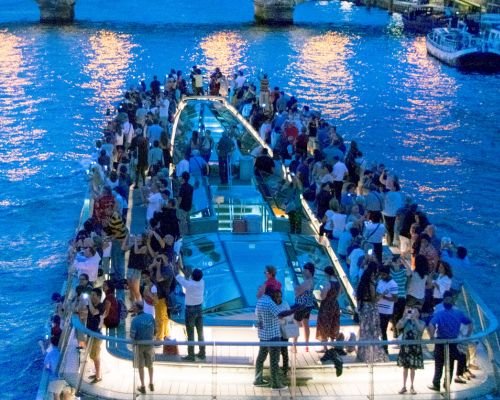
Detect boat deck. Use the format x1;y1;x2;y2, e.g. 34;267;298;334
56;175;496;400
59;323;494;400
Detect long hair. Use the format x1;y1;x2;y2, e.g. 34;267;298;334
356;261;378;301
414;254;429;279
439;260;453;278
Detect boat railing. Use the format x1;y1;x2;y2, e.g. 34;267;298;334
36;182;94;400
54;305;499;400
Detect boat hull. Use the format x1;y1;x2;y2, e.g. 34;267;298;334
426;38;500;72
403;15;448;34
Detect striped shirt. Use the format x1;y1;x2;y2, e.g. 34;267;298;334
391;267;407;298
376;279;399;315
108;212;127;240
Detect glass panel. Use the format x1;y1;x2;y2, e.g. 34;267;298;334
224;239;288;308
172;99;263;165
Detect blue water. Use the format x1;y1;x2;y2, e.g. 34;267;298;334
0;0;499;397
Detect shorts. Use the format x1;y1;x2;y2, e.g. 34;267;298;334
294;306;313;322
89;338;102;360
47;379;65;395
127;268;142;280
134;345;155;369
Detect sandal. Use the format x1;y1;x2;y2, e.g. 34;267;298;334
410;387;417;395
398;387;407;394
90;377;102;384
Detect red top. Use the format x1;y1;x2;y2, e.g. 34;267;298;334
104;293;120;328
265;277;282;292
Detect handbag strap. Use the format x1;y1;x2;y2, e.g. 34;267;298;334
364;223;380;241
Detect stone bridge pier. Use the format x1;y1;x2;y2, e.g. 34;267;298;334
35;0;304;25
254;0;300;25
36;0;75;24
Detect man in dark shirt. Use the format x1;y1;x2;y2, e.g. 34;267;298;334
216;130;234;184
87;288;104;383
159;199;181;241
177;172;193;236
150;75;161;98
135;132;149;188
254;148;275;177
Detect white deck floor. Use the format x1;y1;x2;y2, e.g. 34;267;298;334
58;323;495;400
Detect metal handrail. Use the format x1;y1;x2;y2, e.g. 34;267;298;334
70;311;498;351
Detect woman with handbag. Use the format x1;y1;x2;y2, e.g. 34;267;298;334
293;262;316;352
362;211;386;264
316;266;342;352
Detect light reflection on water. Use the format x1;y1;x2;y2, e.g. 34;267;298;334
82;30;137;113
200;31;248;78
288;30;355;119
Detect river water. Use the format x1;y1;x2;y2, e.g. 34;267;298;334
0;0;499;397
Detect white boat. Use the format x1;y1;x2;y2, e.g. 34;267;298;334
426;22;500;70
36;95;500;400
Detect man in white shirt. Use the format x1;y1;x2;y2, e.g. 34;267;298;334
176;267;205;361
146;183;163;223
332;156;348;202
122;118;135;149
376;264;398;354
74;241;101;284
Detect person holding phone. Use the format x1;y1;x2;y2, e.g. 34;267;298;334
396;307;425;394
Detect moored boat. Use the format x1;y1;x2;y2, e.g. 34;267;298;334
426;22;500;70
402;4;449;34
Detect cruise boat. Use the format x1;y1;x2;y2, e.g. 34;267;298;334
36;95;499;400
426;21;500;70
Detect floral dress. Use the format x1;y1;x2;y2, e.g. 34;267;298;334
356;283;389;363
316;280;341;341
397;320;424;369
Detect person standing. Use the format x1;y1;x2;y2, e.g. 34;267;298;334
130;301;156;395
254;286;288;391
135;131;149;189
293;262;315;352
200;130;214;163
376;264;398;354
216;130;234;184
316;266;342;352
427;292;473;392
390;258;408;337
256;265;282;298
356;263;388;363
87;288;104;384
396;306;425;395
176;172;194;236
332;156;348;203
176;266;205;361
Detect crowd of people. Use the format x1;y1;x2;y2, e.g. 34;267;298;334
42;66;479;397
